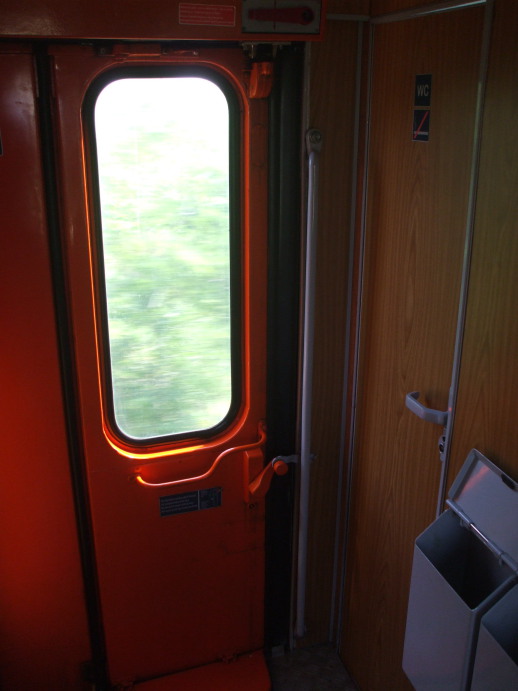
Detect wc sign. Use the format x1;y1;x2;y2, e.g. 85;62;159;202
413;74;432;141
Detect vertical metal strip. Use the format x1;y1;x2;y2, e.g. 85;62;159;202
436;0;495;516
330;17;366;644
337;18;375;646
294;128;322;640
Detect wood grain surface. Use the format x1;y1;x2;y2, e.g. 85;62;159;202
448;0;518;486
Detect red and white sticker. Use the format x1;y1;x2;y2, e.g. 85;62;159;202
179;3;236;27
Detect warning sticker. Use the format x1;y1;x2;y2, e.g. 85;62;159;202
413;109;430;142
160;487;222;517
179;3;236;27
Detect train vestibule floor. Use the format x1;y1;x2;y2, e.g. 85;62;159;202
267;644;358;690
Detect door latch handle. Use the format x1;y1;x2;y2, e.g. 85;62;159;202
247;454;298;502
405;391;448;426
135;422;267;488
248;457;289;502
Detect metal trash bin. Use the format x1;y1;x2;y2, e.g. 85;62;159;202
402;449;518;690
471;584;518;690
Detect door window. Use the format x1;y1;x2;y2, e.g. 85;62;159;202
90;71;240;442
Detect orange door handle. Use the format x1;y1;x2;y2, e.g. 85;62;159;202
135;422;267;488
247;454;298;502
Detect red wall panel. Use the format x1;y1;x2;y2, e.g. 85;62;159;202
0;48;91;690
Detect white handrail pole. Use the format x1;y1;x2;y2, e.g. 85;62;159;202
295;128;322;639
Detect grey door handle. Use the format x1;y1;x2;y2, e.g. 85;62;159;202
405;391;448;426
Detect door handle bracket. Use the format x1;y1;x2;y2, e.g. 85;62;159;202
405;391;448;427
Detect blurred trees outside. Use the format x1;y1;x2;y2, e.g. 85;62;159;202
95;76;233;440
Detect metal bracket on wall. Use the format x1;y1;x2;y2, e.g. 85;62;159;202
405;390;450;463
272;454;299;466
405;391;448;426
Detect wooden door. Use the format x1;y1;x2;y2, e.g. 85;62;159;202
340;6;485;690
49;44;270;687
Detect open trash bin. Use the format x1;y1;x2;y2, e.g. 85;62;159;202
402;449;518;690
471;584;518;690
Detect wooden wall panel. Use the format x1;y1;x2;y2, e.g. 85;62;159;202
327;0;370;13
301;18;360;645
369;0;420;15
448;0;518;484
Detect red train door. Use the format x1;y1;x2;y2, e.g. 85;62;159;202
49;43;271;687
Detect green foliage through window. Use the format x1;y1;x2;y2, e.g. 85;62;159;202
94;75;234;440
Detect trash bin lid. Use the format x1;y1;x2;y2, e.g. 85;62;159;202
448;449;518;570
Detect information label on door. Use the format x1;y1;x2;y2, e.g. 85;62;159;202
160;487;222;517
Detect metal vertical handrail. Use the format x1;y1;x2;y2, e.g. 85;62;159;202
295;128;322;639
435;0;494;516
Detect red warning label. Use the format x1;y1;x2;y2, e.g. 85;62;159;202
179;3;236;27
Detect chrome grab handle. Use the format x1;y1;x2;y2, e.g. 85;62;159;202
295;128;322;639
405;391;448;427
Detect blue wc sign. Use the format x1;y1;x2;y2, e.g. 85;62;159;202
415;74;432;107
413;74;432;141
